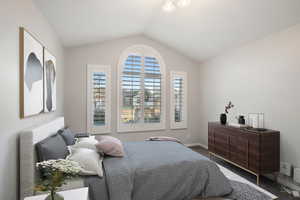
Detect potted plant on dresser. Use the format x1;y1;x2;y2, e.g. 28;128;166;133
220;101;234;125
35;159;81;200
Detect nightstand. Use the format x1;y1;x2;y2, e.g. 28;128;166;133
24;188;89;200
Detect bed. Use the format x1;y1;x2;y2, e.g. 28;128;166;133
20;117;233;200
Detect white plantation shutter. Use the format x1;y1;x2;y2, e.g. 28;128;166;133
87;65;111;134
144;56;161;123
93;72;106;125
118;45;166;132
170;71;187;129
121;55;143;123
174;77;183;122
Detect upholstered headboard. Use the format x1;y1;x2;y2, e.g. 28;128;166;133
19;117;66;199
20;117;85;200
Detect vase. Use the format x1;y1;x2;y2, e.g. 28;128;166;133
238;115;245;125
45;191;64;200
220;113;227;125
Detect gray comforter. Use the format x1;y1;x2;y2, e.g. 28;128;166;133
86;141;232;200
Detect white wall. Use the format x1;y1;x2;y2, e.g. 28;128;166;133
65;35;201;144
199;24;300;168
0;0;64;199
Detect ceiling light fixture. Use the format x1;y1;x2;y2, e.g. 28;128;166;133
162;0;176;12
177;0;191;8
162;0;191;13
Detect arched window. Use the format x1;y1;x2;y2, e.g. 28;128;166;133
117;45;166;132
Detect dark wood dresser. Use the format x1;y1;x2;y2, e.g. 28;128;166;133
208;122;280;184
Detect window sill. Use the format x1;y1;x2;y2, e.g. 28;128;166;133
170;127;188;130
117;125;166;133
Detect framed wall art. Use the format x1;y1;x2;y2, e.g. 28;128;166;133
43;48;57;113
20;27;44;118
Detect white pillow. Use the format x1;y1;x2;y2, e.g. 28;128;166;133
77;136;96;142
67;147;103;177
71;137;98;150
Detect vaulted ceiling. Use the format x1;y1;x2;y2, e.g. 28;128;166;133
34;0;300;62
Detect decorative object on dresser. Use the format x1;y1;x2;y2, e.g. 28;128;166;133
248;113;264;129
208;122;280;185
238;115;246;125
24;188;88;200
220;113;227;125
35;159;81;200
220;101;234;125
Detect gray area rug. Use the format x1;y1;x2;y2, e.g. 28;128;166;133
193;181;273;200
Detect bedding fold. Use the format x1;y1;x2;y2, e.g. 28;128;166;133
145;136;183;144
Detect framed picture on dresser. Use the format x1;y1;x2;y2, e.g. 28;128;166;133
248;113;264;129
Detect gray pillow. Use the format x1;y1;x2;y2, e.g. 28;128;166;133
58;128;76;145
36;134;69;162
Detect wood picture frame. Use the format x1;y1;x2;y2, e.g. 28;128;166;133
20;27;45;118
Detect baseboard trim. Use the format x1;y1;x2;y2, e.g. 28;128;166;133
186;143;208;149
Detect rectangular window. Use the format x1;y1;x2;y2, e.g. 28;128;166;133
87;65;111;134
170;71;187;129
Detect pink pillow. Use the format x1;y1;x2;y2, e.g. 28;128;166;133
95;136;124;157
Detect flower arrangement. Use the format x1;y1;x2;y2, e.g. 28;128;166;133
225;101;234;114
35;159;81;200
220;101;234;125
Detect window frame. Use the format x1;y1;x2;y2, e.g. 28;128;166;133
117;45;166;133
86;64;111;134
170;71;188;129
